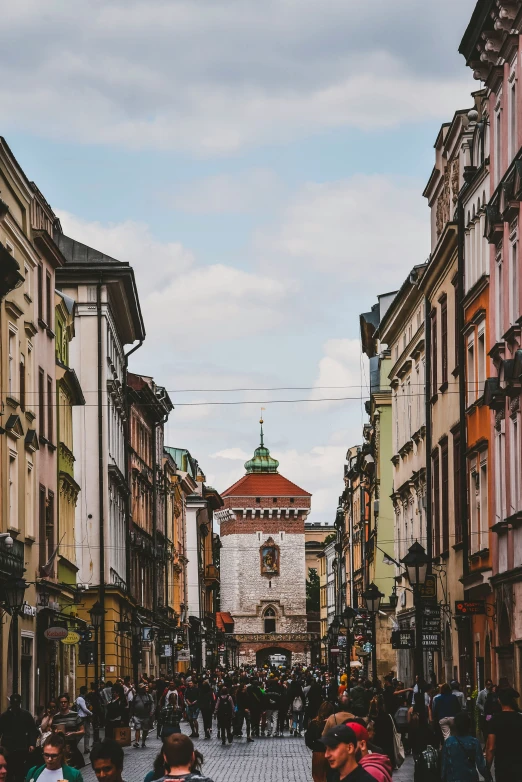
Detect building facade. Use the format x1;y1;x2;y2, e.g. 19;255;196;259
218;422;315;666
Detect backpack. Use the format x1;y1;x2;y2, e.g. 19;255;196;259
292;696;303;712
218;697;233;720
414;745;439;782
394;706;409;727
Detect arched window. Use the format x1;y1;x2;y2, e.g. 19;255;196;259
264;606;276;634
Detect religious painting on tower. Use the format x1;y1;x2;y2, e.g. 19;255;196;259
260;538;280;575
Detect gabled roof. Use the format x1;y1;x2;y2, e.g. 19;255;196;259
221;472;311;498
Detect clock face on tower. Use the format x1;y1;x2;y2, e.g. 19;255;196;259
260;537;280;575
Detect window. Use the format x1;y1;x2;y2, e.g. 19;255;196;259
495;94;502;185
496;246;504;341
37;265;43;322
432;449;440;557
39;486;46;567
45;272;52;326
441;439;449;553
509;62;517;160
256;497;261;504
453;279;460;371
479;457;488;550
510;414;521;515
453;433;462;544
38;369;45;438
441;296;448;387
19;354;25;413
509;227;518;325
47;376;53;443
273;498;277;503
469;457;479;554
477;322;486;398
24;264;31;299
8;329;16;396
27;344;33;409
26;460;34;538
467;335;475;406
264;606;276;634
290;498;295;503
46;491;55;574
431;309;438;397
9;452;17;528
495;423;507;524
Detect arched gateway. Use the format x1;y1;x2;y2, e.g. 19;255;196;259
216;420;315;667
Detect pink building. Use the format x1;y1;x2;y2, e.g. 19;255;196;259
461;0;522;690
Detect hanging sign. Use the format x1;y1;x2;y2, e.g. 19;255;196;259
418;575;437;601
455;600;485;615
391;630;415;649
61;631;80;645
421;631;441;649
44;627;68;641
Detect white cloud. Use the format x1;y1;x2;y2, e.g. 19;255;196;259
58;211;194;295
0;1;475;152
308;338;368;409
261;175;429;287
210;448;250;461
171;169;283;214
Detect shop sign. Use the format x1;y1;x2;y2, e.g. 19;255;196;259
142;627;154;641
455;600;485;615
22;603;37;617
177;648;190;661
422;606;441;631
44;626;68;641
61;631;80;645
162;644;173;658
330;648;340;655
391;630;415;649
418;575;437;601
421;631;441;649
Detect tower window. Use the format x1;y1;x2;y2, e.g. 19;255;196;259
256;497;261;503
264;606;276;633
273;497;277;503
290;498;295;503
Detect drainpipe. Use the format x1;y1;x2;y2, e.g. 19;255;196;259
360;479;366;594
152;421;158;621
350;483;355;608
425;295;433;567
123;338;144;595
457;195;470;582
97;280;106;673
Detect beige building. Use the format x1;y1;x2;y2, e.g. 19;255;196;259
379;265;427;685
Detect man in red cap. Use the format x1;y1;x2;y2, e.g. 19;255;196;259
319;724;374;782
345;722;392;782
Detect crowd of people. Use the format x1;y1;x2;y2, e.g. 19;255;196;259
0;666;519;781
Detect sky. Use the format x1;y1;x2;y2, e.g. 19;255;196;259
2;0;478;523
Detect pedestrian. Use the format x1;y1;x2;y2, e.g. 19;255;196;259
88;683;104;744
367;696;395;769
440;711;487;782
450;680;467;711
185;681;200;739
104;685;129;741
156;733;214;782
289;680;305;737
349;681;371;719
51;693;85;769
234;683;253;741
215;687;234;745
0;693;38;782
247;678;264;738
37;701;57;750
131;683;154;749
0;748;7;782
432;683;460;741
486;686;522;782
305;701;335;782
198;681;215;740
476;678;492;742
319;724;375;782
306;678;324;723
90;739;125;782
345;721;393;782
392;695;410;754
264;677;280;737
407;691;432;758
75;687;93;756
159;692;182;739
25;733;84;782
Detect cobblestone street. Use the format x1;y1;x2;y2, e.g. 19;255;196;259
81;720;415;782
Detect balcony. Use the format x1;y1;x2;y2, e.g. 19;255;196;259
0;538;24;579
204;564;220;586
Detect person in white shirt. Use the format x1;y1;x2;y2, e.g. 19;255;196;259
75;686;92;755
450;680;467;711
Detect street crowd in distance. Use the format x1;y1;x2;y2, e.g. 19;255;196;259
0;666;519;782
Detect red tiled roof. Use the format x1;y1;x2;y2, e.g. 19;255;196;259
216;612;234;632
221;472;311;498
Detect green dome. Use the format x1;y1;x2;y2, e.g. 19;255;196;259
244;420;279;474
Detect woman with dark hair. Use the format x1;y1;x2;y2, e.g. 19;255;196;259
288;680;305;737
441;711;486;782
486;687;522;782
408;691;432;757
198;681;215;740
305;701;335;782
368;694;395;768
104;686;128;741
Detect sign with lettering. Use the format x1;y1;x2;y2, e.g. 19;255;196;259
455;600;485;615
422;606;441;631
421;631;441;649
391;630;415;649
418;575;437;601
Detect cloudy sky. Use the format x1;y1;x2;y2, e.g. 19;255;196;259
4;0;478;523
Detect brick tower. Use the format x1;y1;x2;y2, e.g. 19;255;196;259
217;418;313;666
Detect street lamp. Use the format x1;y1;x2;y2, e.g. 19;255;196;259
363;583;384;684
401;542;430;683
2;578;28;695
342;606;358;687
89;601;105;687
130;613;142;685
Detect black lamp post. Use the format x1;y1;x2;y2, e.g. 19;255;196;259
329;616;340;679
130;613;142;685
362;583;384;684
342;606;357;687
89;601;105;687
2;578;28;695
401;542;430;683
